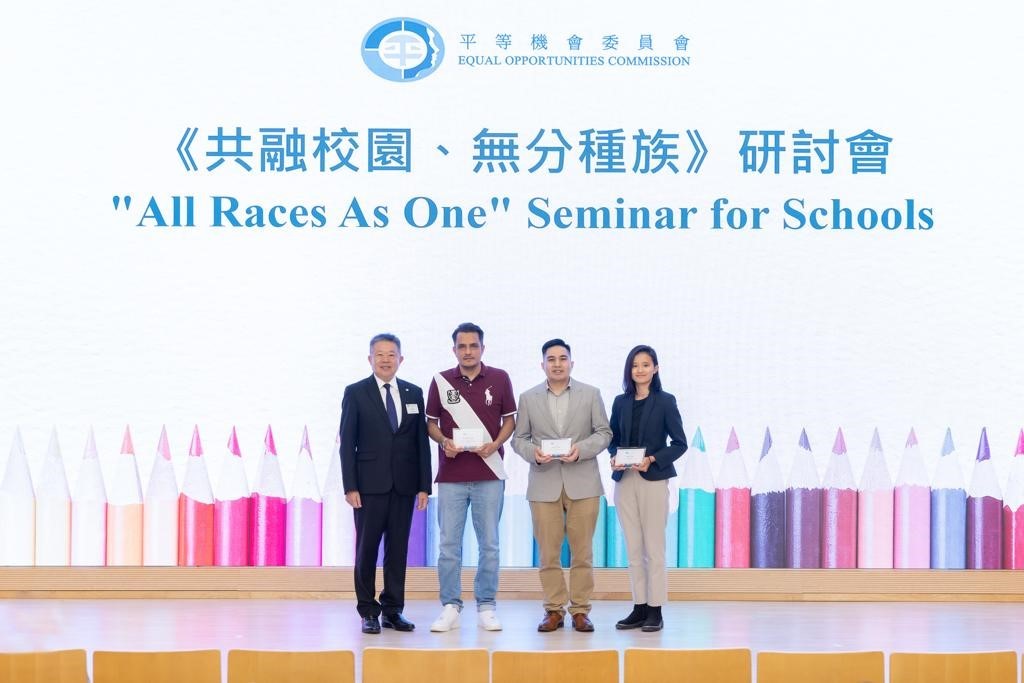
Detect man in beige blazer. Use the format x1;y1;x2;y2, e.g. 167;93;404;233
512;338;612;632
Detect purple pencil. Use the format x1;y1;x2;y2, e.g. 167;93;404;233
750;427;785;568
786;428;821;568
966;428;1002;569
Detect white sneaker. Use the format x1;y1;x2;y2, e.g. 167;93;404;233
478;609;502;631
430;604;461;632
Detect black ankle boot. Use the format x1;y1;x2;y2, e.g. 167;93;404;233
641;605;663;632
615;603;648;630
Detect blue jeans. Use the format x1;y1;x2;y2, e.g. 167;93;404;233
437;479;504;610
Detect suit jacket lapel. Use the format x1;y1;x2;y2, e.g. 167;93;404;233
364;376;390;426
533;385;559;437
620;395;635;447
565;383;582;437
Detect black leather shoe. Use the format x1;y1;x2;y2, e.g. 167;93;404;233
382;613;416;632
616;603;648;630
361;615;381;634
641;606;663;632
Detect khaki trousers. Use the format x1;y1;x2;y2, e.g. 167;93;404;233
613;470;669;606
529;489;600;615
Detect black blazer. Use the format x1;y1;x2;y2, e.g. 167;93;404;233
608;390;687;482
339;376;432;496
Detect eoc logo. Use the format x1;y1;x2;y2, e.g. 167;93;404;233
362;18;445;82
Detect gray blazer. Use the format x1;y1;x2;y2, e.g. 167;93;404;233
512;379;612;502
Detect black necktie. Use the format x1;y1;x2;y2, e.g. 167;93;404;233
383;383;399;432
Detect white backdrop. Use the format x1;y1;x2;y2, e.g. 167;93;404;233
0;0;1021;494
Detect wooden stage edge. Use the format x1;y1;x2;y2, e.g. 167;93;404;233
1;568;1023;601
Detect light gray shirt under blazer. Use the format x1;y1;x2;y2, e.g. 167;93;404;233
512;379;613;502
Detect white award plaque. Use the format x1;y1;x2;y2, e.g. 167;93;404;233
615;448;646;468
453;428;485;449
541;438;572;458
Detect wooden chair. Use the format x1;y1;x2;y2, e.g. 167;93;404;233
0;649;87;683
624;648;751;683
890;652;1017;683
227;649;354;683
757;651;884;683
93;650;221;683
492;650;618;683
363;648;488;683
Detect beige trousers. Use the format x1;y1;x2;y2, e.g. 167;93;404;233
613;470;669;606
529;489;600;615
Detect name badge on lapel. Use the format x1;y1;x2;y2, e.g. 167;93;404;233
406;403;419;414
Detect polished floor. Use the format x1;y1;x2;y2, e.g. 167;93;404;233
4;598;1024;659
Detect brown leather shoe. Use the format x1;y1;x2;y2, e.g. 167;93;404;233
537;611;564;632
571;613;595;632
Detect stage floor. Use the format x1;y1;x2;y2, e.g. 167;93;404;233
4;598;1024;677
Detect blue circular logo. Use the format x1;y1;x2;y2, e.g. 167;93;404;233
362;18;445;82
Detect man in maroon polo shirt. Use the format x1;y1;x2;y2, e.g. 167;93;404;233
425;322;516;632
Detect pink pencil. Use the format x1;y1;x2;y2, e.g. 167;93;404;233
857;429;893;568
287;426;323;566
214;426;251;566
71;428;107;566
106;426;143;566
251;425;287;566
178;426;214;566
144;426;179;566
715;428;751;568
35;428;71;566
821;428;857;568
0;427;35;565
894;428;931;568
1002;430;1024;569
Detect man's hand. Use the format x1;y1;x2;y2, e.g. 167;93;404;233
442;438;460;459
635;455;653;473
474;442;499;458
561;445;580;463
345;491;362;508
534;446;553;464
416;492;429;511
611;456;627;471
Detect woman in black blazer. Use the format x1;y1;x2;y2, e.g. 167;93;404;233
608;344;687;632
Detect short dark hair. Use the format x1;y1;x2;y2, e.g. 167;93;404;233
541;338;571;357
451;322;484;344
623;344;662;394
369;333;401;353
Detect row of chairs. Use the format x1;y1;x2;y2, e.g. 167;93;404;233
0;648;1019;683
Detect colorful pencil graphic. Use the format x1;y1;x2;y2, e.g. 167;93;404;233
930;428;966;569
178;425;214;566
966;427;1002;569
321;431;355;566
678;426;715;567
251;425;287;566
821;428;857;568
71;427;107;566
106;426;143;566
786;428;822;568
857;429;893;568
750;427;785;568
35;428;71;566
1002;430;1024;569
286;426;322;567
0;428;35;566
894;428;931;568
715;427;751;568
143;426;179;566
214;426;251;566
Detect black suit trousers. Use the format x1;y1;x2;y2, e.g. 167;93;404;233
353;490;415;617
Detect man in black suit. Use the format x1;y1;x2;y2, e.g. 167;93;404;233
340;333;432;634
